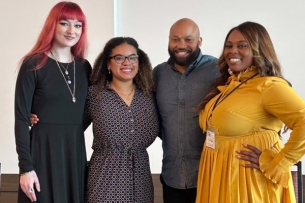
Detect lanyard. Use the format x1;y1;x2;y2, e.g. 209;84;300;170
206;72;259;148
211;72;259;112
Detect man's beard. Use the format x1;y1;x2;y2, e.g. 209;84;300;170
168;45;200;66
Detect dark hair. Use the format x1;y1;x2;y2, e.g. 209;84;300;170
90;37;154;98
199;21;286;110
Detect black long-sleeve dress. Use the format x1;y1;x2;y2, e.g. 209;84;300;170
15;57;91;203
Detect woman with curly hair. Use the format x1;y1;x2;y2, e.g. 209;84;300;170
83;37;159;203
196;22;305;203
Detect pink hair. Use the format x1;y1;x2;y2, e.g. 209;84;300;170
21;1;88;69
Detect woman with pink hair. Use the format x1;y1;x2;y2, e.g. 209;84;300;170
14;2;91;202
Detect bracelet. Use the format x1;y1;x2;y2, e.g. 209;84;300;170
20;170;34;176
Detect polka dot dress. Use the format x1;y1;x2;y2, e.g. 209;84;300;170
84;84;159;203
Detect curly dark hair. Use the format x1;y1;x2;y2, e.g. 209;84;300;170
90;37;154;98
199;21;287;110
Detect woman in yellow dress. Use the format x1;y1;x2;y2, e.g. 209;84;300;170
196;21;305;203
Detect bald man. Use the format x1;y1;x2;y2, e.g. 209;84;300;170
153;18;219;203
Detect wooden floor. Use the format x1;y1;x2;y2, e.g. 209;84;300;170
152;174;163;203
1;173;304;203
1;174;19;203
0;174;163;203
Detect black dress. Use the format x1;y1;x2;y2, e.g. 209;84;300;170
15;57;91;203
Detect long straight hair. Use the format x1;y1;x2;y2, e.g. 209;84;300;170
20;1;88;70
199;21;284;110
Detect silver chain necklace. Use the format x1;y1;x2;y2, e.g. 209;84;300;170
51;51;76;103
57;61;69;75
58;62;72;84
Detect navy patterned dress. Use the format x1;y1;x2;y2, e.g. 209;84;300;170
84;84;159;203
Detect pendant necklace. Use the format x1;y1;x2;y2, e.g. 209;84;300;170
110;83;135;103
51;51;76;103
59;62;72;84
52;53;72;84
59;62;69;75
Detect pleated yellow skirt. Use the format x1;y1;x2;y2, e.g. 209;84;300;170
196;132;296;203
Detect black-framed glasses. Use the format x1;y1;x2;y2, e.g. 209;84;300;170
109;54;139;64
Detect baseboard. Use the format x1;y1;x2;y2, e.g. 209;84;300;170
1;174;303;203
0;174;162;203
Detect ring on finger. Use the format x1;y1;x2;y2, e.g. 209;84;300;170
29;188;34;193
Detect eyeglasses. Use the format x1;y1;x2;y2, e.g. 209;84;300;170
109;54;139;64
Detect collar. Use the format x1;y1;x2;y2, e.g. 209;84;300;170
230;65;259;82
218;66;259;92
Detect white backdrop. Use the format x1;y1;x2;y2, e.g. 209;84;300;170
115;0;305;173
0;0;304;174
0;0;113;173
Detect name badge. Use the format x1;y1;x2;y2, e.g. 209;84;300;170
206;129;215;149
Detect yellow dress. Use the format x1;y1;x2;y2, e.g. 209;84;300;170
196;68;305;203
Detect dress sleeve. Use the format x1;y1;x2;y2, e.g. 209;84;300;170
84;59;92;78
199;109;208;132
82;60;92;131
259;78;305;187
146;93;160;140
83;86;93;131
14;62;37;174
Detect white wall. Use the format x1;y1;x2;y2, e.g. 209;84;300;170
1;0;305;174
0;0;113;173
114;0;305;173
